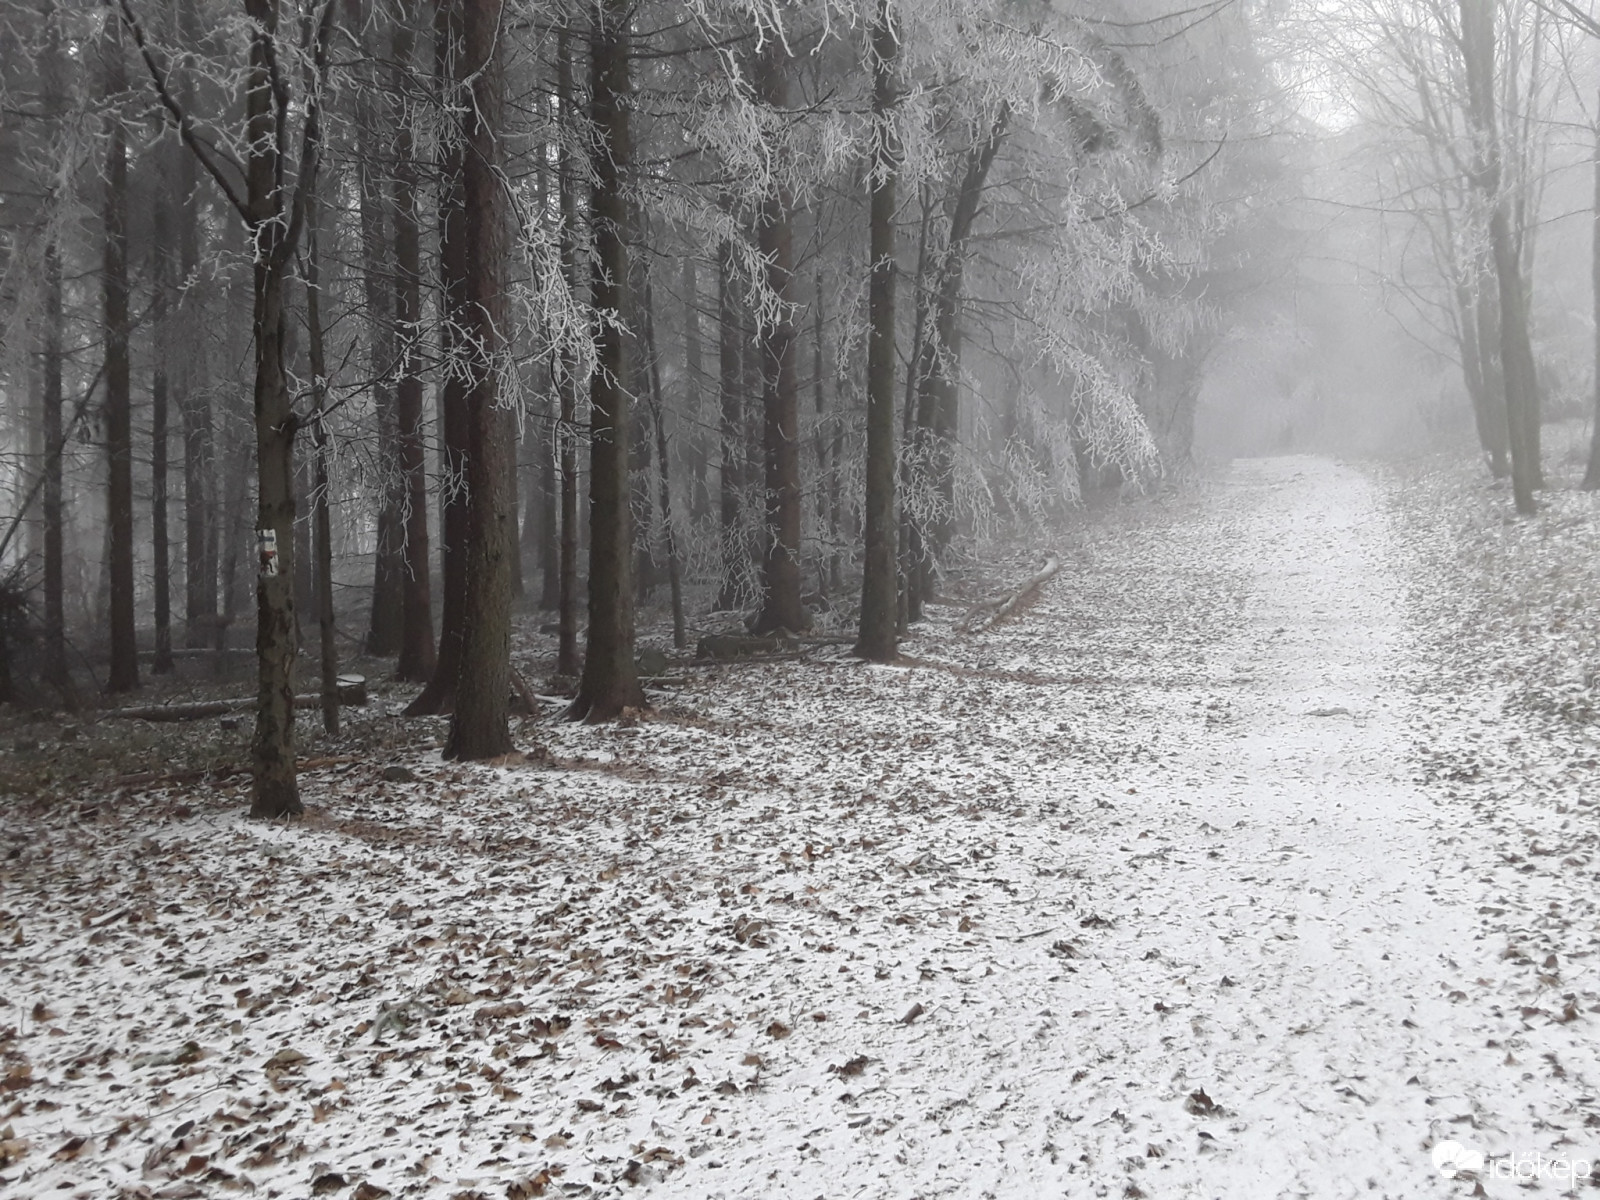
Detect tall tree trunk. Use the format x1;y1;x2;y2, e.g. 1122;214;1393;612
508;416;525;602
1461;0;1537;515
151;152;175;674
1489;202;1539;510
555;30;582;677
42;243;69;697
1584;102;1600;490
180;157;216;650
899;188;934;629
172;0;214;651
405;0;470;716
856;0;899;662
643;275;686;649
1456;281;1508;478
631;335;656;604
749;44;806;635
103;27;139;693
40;10;69;699
533;417;558;609
683;254;709;523
304;190;340;736
570;0;643;721
217;424;249;676
715;245;744;611
1472;277;1509;476
443;0;513;759
905;108;1007;616
391;0;437;681
812;269;832;597
354;0;404;658
237;0;333;816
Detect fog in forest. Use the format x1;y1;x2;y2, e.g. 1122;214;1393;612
3;0;1598;720
4;0;1600;1193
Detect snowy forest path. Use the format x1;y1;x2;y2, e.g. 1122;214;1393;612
10;454;1600;1200
935;453;1592;1198
1029;453;1493;1195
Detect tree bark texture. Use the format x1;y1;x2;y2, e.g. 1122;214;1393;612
856;0;899;663
104;26;139;693
353;0;404;658
750;44;806;636
1585;101;1600;490
151;160;175;675
642;275;686;649
556;27;582;677
391;0;437;681
304;191;341;736
1460;0;1538;515
570;0;644;721
716;245;745;611
405;0;471;717
443;0;513;759
905;108;1007;615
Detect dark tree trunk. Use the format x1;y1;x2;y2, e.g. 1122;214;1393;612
151;164;175;674
180;170;216;648
508;414;525;602
1461;0;1537;515
570;0;643;721
444;0;513;760
905;108;1007;617
304;191;340;736
683;254;709;523
42;244;68;697
405;0;470;716
242;15;305;813
104;28;139;694
166;0;216;652
630;333;656;604
856;0;899;663
356;0;404;658
812;269;832;596
38;15;69;699
555;27;581;677
533;417;558;610
899;189;934;630
750;45;806;635
130;0;338;813
1585;104;1600;490
391;0;437;681
242;0;309;816
715;245;745;611
216;423;248;674
643;276;686;649
535;425;558;610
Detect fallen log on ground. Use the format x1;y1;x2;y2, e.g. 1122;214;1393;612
960;555;1062;632
696;633;787;661
105;675;367;721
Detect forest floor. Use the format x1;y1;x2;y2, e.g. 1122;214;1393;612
5;453;1600;1200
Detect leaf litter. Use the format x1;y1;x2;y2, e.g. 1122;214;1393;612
2;455;1599;1197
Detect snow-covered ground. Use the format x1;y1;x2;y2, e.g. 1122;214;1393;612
4;455;1599;1199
